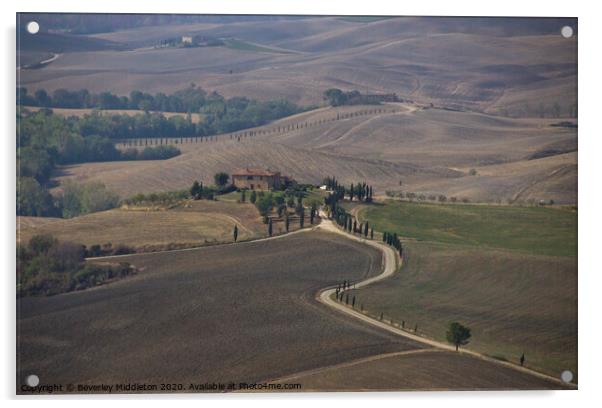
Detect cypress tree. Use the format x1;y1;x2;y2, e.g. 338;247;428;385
370;227;374;240
350;183;354;201
300;211;305;228
353;220;357;233
268;218;273;236
233;225;238;242
345;293;349;305
352;296;356;308
285;213;290;232
364;222;369;237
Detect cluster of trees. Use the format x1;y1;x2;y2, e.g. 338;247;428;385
158;35;224;48
17;234;134;297
17;109;181;217
60;181;120;218
189;173;235;200
122;174;235;210
19;110;179;164
17;179;120;218
242;186;317;235
321;178;375;204
189;180;223;201
382;231;404;257
18;86;304;135
348;182;374;202
19;86;209;112
323;88;399;107
385;190;470;204
122;190;189;208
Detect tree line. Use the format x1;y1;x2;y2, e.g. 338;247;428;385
323;88;400;107
18;179;121;219
18;85;304;133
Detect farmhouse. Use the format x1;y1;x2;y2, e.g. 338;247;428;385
181;36;193;44
232;168;290;190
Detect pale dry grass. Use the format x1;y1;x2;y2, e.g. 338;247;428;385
18;200;265;249
51;104;577;203
19;17;576;112
22;106;203;123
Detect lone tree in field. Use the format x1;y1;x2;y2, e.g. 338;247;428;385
190;180;202;199
446;322;472;351
214;172;229;188
233;225;238;242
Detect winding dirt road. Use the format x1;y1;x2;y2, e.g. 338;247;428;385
86;208;574;388
313;211;575;388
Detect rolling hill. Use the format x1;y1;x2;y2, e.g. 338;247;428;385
18;16;577;116
53;103;574;204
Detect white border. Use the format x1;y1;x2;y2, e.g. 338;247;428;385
2;1;599;407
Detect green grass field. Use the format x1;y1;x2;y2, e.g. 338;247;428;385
224;39;293;54
348;200;577;378
358;200;576;257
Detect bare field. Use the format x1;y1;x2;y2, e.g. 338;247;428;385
16;230;567;392
53;137;454;198
52;104;576;204
18;200;265;249
22;106;203;123
20;17;576;114
277;108;575;167
17;231;425;391
275;349;569;391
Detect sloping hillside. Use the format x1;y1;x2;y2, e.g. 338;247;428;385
54;137;458;197
19;16;577;116
52;104;576;204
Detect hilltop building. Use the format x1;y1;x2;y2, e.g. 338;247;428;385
232;168;291;190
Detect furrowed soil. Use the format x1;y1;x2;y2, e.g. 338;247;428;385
17;200;266;250
17;231;424;392
273;349;570;391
